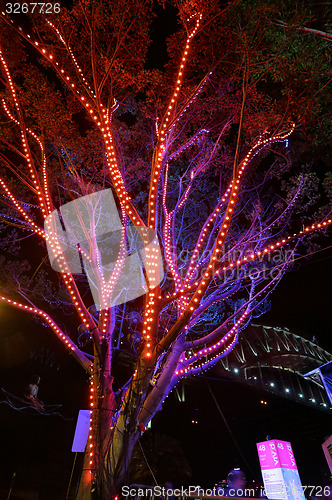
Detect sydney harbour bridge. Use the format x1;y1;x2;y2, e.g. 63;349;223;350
215;324;332;411
174;324;332;413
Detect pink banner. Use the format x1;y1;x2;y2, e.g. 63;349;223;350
276;440;297;470
257;439;305;500
257;440;280;470
256;440;297;470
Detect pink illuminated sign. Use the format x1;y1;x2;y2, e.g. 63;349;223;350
257;440;297;470
277;441;297;470
256;439;305;500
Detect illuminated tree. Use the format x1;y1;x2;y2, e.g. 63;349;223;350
0;1;331;498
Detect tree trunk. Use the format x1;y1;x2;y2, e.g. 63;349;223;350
76;337;122;500
76;354;151;499
75;340;184;498
75;398;135;500
76;444;130;500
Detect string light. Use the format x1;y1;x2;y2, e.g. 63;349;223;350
45;216;95;330
87;366;95;478
148;13;202;229
0;9;203;359
175;310;248;375
0;13;143;228
0;177;45;237
0;46;95;331
2;9;332;420
0;294;91;369
141;14;203;353
0;49;48;217
185;128;295;288
213;217;332;279
2;99;52;215
173;248;303;375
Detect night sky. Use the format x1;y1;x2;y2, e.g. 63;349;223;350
264;243;332;353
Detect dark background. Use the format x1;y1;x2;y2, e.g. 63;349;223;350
1;244;332;498
1;2;332;498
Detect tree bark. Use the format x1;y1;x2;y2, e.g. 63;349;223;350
76;355;152;499
76;389;124;500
